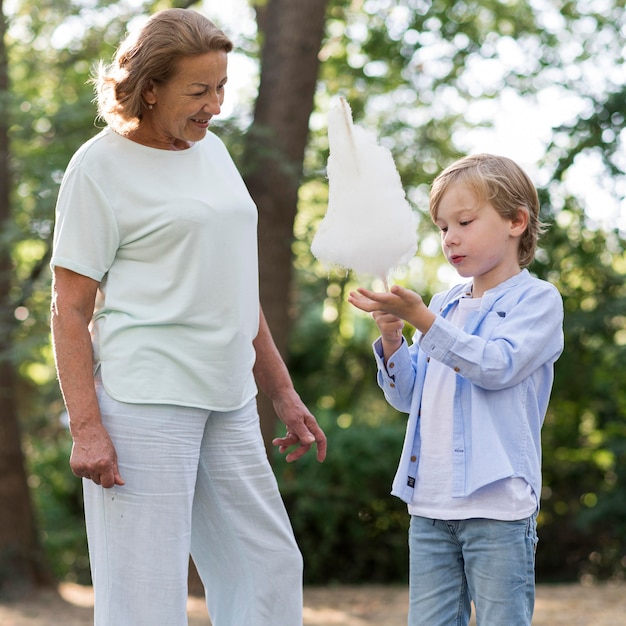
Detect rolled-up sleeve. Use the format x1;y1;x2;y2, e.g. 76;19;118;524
373;337;418;413
51;166;119;281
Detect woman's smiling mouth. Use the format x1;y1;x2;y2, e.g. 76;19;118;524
191;118;210;127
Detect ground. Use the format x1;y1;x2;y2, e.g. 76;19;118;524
1;582;626;625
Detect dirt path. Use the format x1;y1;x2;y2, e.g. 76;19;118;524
1;582;625;625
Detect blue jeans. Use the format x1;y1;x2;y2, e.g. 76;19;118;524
408;515;538;626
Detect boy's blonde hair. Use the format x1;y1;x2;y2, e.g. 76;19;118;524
94;8;233;134
429;154;544;267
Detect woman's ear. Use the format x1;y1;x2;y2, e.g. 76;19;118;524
142;80;157;108
510;206;529;237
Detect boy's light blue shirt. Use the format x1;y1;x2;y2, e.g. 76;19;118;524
373;269;564;506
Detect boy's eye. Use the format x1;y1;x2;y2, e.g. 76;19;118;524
460;220;472;226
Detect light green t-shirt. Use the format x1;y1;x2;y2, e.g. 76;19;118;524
51;128;259;411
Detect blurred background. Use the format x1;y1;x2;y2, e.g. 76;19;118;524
1;0;625;594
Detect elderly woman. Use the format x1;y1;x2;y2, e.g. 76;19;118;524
50;8;326;626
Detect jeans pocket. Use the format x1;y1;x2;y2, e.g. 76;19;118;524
526;512;539;553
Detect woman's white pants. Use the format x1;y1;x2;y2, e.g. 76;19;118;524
83;382;303;626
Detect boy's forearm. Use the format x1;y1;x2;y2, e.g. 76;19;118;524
381;337;403;363
407;303;436;335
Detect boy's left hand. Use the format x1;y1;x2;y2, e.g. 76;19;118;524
349;285;435;334
349;285;422;318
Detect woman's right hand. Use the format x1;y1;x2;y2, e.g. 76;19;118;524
52;267;125;489
70;422;125;488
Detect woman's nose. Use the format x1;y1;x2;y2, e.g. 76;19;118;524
204;93;222;115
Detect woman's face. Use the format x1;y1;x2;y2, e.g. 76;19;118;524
140;50;228;150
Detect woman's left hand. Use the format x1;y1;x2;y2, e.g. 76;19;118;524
272;392;327;463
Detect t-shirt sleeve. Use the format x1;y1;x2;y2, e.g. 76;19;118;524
50;165;120;282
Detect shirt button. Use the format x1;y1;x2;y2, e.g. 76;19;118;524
390;383;396;388
410;456;417;462
454;366;460;372
388;362;395;368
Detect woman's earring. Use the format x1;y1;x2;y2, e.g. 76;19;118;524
148;104;153;110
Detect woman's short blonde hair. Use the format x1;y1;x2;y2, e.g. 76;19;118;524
94;8;233;133
429;153;545;267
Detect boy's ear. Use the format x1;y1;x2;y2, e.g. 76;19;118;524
510;206;529;237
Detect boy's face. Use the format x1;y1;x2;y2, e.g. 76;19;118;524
434;181;526;297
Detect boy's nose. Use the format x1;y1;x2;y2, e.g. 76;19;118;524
443;230;458;246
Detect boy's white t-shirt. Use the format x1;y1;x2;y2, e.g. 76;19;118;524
51;128;259;411
409;295;537;520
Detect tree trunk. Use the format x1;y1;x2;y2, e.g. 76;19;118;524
244;0;328;451
0;0;51;595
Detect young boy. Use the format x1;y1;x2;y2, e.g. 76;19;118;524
348;154;564;626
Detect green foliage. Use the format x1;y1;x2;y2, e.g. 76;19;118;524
5;0;151;396
3;0;165;587
275;421;409;584
2;0;626;587
25;425;90;584
532;189;626;579
526;71;626;581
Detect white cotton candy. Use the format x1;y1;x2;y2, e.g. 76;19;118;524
311;97;418;283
